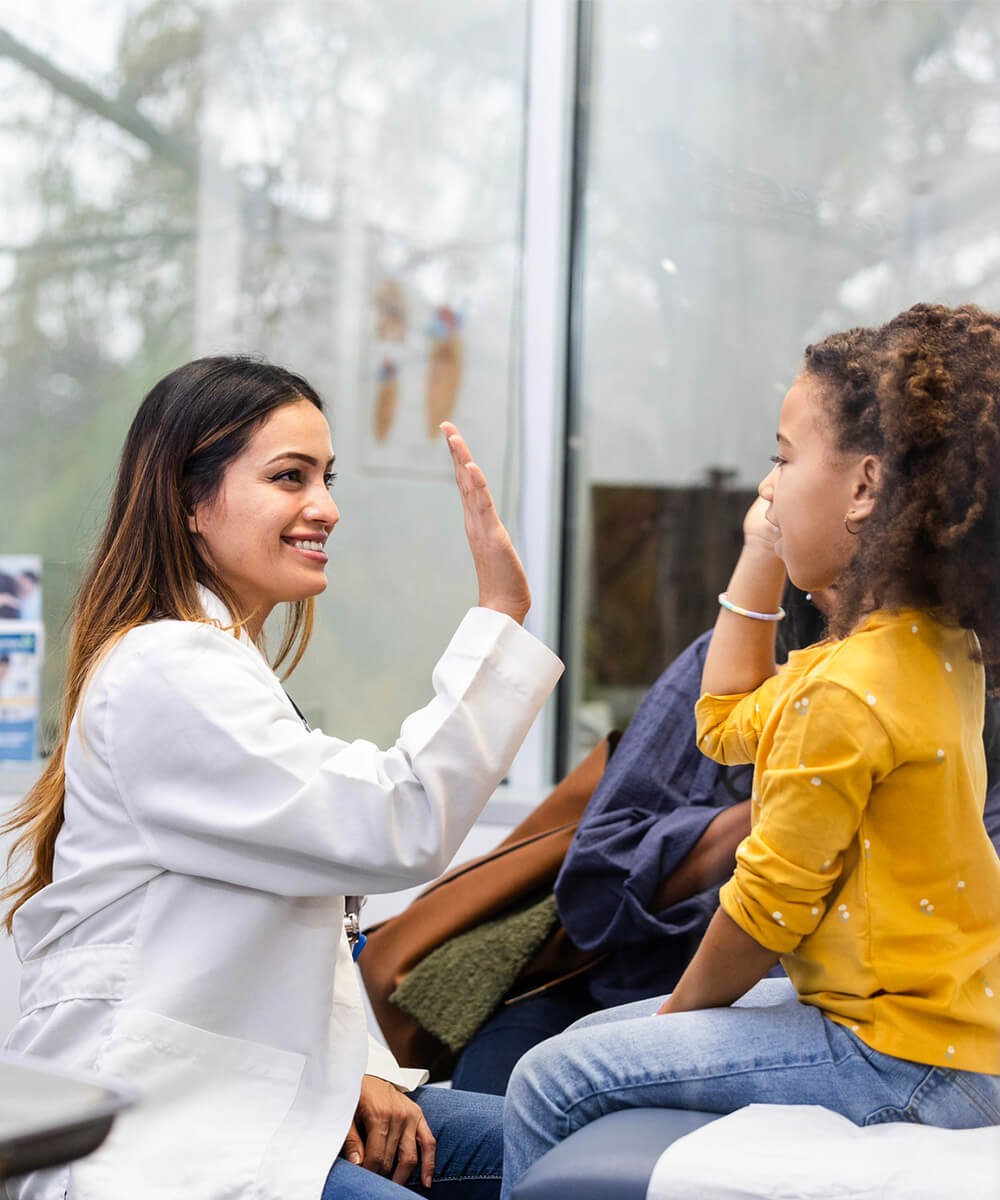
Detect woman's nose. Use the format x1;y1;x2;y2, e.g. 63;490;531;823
306;490;339;532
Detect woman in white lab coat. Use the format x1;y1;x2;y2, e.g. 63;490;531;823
2;356;562;1200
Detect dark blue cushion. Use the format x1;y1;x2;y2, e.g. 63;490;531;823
509;1108;721;1200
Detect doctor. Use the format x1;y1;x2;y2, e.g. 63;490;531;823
2;356;562;1199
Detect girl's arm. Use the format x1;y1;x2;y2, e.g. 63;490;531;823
701;497;787;697
657;905;779;1014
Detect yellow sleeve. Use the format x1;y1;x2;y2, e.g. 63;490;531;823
695;672;781;766
719;678;895;953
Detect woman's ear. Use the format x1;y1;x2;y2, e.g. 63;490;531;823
850;454;882;520
187;510;200;534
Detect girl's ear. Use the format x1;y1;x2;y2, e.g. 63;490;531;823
849;455;882;521
187;510;200;534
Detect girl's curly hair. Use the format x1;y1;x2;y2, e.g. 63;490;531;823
805;303;1000;673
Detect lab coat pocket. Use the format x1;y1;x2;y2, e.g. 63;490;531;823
72;1007;305;1200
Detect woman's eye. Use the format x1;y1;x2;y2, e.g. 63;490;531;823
324;472;338;490
271;469;301;484
769;455;785;467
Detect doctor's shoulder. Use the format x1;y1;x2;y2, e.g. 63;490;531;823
81;616;270;724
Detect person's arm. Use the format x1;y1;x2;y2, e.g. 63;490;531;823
104;612;561;900
701;496;787;697
100;423;562;899
648;799;751;912
556;633;750;953
663;680;894;1015
658;906;779;1013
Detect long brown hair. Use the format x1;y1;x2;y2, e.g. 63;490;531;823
2;356;326;930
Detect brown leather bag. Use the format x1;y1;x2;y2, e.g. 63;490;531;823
359;736;612;1079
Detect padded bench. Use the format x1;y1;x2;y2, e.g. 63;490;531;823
509;1108;720;1199
509;1104;1000;1200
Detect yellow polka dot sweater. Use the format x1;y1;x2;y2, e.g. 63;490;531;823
697;608;1000;1074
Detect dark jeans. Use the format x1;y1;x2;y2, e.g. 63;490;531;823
450;977;598;1096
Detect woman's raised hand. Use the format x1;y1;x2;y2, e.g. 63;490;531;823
442;422;531;625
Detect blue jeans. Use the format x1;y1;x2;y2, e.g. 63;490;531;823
323;1086;503;1198
501;978;1000;1199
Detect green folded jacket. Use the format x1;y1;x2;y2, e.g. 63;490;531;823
389;891;559;1053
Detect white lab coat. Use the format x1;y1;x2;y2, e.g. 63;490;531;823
5;590;562;1199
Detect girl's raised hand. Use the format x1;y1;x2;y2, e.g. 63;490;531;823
743;495;781;560
442;422;531;625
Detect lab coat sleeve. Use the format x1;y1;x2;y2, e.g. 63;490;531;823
364;1035;429;1092
97;610;562;897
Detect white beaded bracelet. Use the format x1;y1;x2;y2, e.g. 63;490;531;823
718;592;785;622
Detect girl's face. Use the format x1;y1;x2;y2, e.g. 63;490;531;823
190;399;339;635
758;372;877;592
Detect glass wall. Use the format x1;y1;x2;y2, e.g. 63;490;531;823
563;0;1000;768
8;0;1000;782
0;0;530;752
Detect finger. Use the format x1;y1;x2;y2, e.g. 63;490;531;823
447;437;478;498
441;424;490;503
459;462;496;517
416;1115;437;1189
340;1121;365;1167
440;424;496;514
441;422;471;471
359;1115;390;1175
390;1126;420;1186
446;439;495;514
367;1113;403;1177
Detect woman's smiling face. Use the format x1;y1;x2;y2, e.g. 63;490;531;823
190;398;339;634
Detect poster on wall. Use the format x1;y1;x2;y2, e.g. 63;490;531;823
0;555;44;763
0;623;44;763
0;554;41;621
361;234;513;480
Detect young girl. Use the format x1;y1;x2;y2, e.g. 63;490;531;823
501;304;1000;1195
2;356;563;1200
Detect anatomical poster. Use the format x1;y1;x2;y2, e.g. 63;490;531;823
361;235;514;480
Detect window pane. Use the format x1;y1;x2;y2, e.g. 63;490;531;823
0;1;528;753
564;0;1000;767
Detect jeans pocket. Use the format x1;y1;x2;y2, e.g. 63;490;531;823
73;1007;306;1200
868;1065;1000;1129
909;1067;1000;1128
